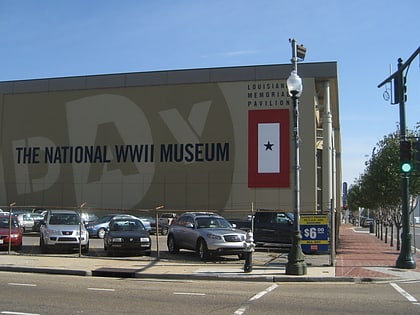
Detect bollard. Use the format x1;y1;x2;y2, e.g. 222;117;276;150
243;231;255;273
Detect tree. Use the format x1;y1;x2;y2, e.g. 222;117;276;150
347;127;420;249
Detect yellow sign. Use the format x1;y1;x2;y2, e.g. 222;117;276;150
301;215;328;225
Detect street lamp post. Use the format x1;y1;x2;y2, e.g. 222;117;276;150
285;39;307;275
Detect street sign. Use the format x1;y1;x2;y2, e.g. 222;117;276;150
300;214;329;253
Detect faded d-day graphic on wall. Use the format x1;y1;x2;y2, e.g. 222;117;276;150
3;83;235;209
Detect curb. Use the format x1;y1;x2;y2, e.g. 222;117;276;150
0;266;91;277
0;265;388;283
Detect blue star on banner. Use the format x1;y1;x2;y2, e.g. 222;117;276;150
264;141;274;151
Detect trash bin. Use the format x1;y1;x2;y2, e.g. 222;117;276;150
369;222;374;233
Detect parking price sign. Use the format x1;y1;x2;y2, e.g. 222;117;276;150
300;215;329;253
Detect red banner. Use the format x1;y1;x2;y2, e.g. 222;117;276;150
248;109;290;188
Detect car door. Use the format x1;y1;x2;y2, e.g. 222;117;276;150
171;214;194;250
254;212;277;243
273;212;294;244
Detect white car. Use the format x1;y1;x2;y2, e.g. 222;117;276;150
39;209;89;253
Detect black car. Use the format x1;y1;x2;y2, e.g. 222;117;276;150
103;216;151;256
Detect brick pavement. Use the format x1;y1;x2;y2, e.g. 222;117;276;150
335;224;420;278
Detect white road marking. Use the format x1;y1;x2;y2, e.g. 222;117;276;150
7;283;37;287
390;282;418;303
234;284;278;315
173;292;206;296
249;284;278;301
87;287;116;292
1;312;40;315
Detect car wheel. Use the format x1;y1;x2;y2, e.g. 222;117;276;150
82;243;89;254
97;228;106;239
198;239;209;261
40;237;49;254
167;235;179;253
106;248;113;257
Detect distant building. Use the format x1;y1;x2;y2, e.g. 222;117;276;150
0;63;341;215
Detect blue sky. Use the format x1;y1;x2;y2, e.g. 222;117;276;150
0;0;419;187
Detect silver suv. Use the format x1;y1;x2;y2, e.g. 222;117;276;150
167;212;247;261
39;209;89;253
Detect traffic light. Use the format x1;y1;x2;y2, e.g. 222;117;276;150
393;74;407;104
400;140;412;173
413;139;420;172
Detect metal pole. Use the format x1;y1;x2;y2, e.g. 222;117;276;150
8;207;12;254
155;205;164;260
285;92;307;275
79;202;87;258
8;202;16;254
285;39;307;276
396;58;416;269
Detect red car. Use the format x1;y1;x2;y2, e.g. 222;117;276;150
0;214;23;250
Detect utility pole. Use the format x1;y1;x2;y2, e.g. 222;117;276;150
378;46;419;269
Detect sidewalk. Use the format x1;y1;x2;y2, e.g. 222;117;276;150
0;224;419;282
336;224;420;280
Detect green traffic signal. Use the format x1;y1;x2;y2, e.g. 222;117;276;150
401;162;412;173
400;140;412;173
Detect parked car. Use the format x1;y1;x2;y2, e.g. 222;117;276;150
158;213;177;225
39;209;89;253
167;212;247;261
103;216;151;256
140;216;169;235
360;217;374;227
0;214;23;250
17;212;44;233
86;214;151;238
86;214;121;239
80;212;99;225
32;211;47;232
137;217;152;232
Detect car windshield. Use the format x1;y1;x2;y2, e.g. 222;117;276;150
110;220;145;231
0;217;19;228
49;214;80;225
196;217;232;229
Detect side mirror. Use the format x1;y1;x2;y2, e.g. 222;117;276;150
231;223;237;228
